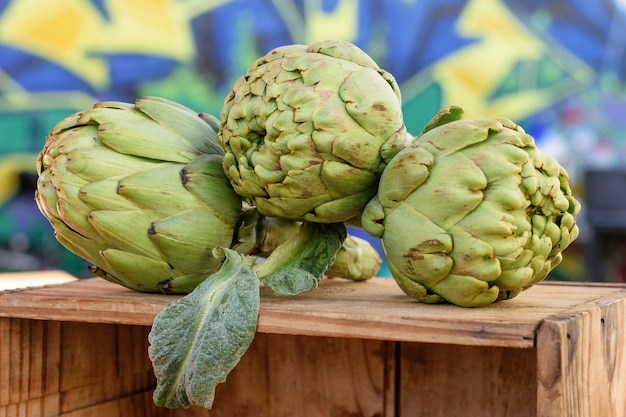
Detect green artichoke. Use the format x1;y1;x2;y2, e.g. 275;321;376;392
363;106;581;307
218;39;412;224
35;96;243;294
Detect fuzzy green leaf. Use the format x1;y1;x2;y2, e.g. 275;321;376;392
255;221;347;295
148;248;259;409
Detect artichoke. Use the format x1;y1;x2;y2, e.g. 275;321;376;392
218;39;412;224
363;106;581;307
35;96;243;294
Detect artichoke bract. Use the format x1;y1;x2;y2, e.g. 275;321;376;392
218;39;412;224
363;106;581;307
35;96;243;294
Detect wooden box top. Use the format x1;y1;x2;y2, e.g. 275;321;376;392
1;272;625;348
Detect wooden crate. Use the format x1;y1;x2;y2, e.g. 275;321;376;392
1;273;625;416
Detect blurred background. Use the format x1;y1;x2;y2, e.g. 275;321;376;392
1;0;624;282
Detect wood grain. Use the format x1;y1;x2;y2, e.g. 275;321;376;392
398;342;537;417
210;333;393;417
0;318;392;417
2;277;626;348
0;318;157;416
536;295;626;417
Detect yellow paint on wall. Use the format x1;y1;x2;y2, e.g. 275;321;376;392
93;0;194;59
306;0;358;44
430;0;593;119
0;0;108;87
0;0;195;90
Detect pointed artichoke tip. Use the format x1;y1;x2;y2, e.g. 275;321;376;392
419;105;465;135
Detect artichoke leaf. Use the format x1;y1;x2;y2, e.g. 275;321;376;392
254;221;347;295
149;248;260;409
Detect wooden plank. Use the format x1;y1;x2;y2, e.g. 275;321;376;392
57;323;154;412
208;333;391;417
397;342;537;417
2;277;626;348
0;320;158;415
0;319;61;409
536;295;626;416
0;278;167;326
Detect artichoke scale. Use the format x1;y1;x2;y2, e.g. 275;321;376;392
92;100;137;112
493;266;535;291
482;120;534;149
117;164;204;218
429;273;500;307
306;188;375;224
460;143;527;183
381;203;453;287
544;221;563;249
49;154;89;191
419;105;465;135
376;145;433;207
51;217;107;267
34;174;60;219
309;39;380;70
280;84;323;121
98;248;175;293
255;192;329;221
361;196;385;238
149;210;234;274
283;53;354;89
388;262;442;304
331;130;386;171
416;119;498;158
404;152;486;229
49;111;92;135
340;67;405;138
78;178;137;211
447;225;501;282
88;209;160;258
56;197;101;241
454;200;521;258
182;154;242;221
320;160;377;197
266;164;328;198
309;96;359;135
53;125;101;155
483;178;528;212
155;272;212;295
65;146;157;183
97;118;198;163
136;96;223;156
